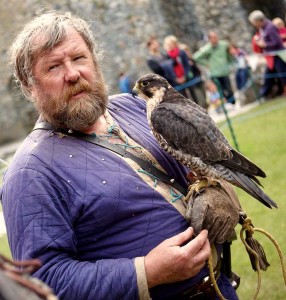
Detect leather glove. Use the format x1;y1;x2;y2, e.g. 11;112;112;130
186;179;242;244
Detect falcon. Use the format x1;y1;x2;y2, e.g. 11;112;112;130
132;74;277;209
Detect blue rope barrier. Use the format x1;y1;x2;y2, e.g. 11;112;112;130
175;76;203;91
257;72;286;79
174;71;286;91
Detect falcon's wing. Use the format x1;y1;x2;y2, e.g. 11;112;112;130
151;101;266;178
151;102;231;162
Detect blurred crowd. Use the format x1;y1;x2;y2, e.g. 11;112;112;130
119;10;286;115
145;32;245;114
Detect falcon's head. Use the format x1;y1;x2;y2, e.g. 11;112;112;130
132;74;172;104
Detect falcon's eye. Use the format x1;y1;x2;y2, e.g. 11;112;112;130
141;81;149;87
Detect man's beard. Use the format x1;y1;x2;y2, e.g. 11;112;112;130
35;77;108;131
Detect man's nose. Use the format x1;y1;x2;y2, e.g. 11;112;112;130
64;63;80;83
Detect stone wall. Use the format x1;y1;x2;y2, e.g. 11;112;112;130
192;0;253;50
0;0;285;144
241;0;286;21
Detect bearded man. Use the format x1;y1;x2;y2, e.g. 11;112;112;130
1;11;239;300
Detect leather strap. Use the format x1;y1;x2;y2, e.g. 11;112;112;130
33;122;188;196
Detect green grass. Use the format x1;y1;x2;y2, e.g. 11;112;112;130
0;235;11;258
0;201;11;258
219;97;286;299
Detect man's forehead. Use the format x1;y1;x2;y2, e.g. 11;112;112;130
209;33;218;38
34;28;89;61
33;27;87;54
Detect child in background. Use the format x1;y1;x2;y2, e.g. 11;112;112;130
272;17;286;47
205;80;225;114
229;43;250;91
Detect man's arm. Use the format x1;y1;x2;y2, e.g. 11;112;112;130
2;168;211;300
180;50;191;79
146;58;165;77
2;169;138;300
263;25;284;50
193;44;211;66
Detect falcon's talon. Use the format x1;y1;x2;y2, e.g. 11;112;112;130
185;177;220;201
186;171;199;185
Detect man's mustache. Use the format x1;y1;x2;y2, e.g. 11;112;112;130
63;80;93;101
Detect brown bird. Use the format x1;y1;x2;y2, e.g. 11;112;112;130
132;73;277;209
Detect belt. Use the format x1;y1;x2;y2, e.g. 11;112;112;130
170;266;221;300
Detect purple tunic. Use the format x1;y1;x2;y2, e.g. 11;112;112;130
1;94;237;299
260;19;284;52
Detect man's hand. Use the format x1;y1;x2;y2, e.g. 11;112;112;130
175;76;186;84
186;180;241;244
256;39;266;48
144;228;210;288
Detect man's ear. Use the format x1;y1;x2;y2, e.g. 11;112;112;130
30;88;36;99
28;84;37;102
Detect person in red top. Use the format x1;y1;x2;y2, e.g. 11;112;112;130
163;35;193;99
252;32;263;54
163;35;190;85
163;36;208;109
252;31;283;98
249;10;286;97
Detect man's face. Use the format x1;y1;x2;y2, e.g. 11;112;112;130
252;19;264;29
149;39;160;52
165;40;177;51
30;28;108;131
209;33;219;46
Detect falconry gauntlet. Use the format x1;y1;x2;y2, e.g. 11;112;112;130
186;179;242;244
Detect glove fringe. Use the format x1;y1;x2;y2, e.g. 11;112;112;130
245;231;270;271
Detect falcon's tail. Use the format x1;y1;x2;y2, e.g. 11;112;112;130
230;171;277;209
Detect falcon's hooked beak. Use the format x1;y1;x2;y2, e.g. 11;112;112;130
131;83;139;98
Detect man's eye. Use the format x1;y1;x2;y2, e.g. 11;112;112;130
48;65;59;71
74;56;85;61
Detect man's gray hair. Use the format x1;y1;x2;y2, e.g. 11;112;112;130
248;10;265;24
9;10;100;98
